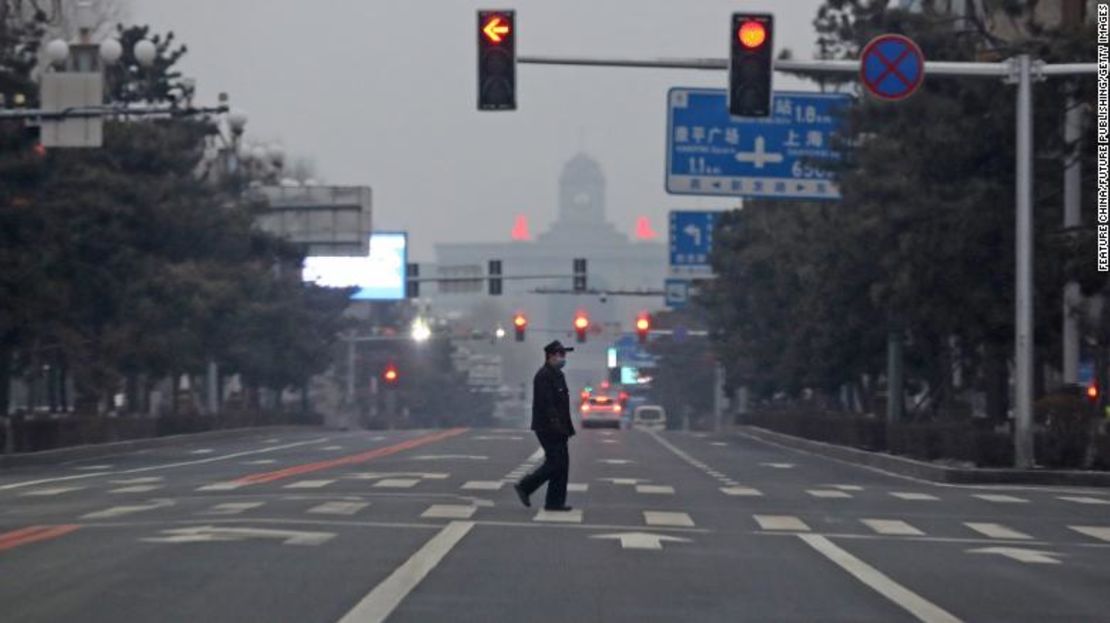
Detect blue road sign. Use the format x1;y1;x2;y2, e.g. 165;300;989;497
666;89;850;200
1079;359;1095;386
664;278;690;309
860;34;925;101
669;210;719;271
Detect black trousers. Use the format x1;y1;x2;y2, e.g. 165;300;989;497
518;432;569;508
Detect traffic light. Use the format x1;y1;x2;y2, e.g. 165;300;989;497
513;313;527;342
1087;382;1099;404
406;263;419;299
729;13;773;117
573;258;587;292
477;10;516;111
635;313;651;344
488;259;502;296
382;363;399;386
574;312;589;343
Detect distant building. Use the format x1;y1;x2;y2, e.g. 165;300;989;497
430;153;667;396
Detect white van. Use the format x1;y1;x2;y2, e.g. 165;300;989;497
632;405;666;431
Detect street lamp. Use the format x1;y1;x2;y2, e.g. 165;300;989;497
133;39;157;68
411;317;432;342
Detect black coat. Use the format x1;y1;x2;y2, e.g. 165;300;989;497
531;363;575;438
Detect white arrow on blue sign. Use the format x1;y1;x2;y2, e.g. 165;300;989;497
666;89;850;200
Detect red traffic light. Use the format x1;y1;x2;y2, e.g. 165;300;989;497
1087;383;1099;402
635;316;650;332
383;364;399;384
574;315;589;330
513;314;527;328
738;20;767;49
482;15;511;43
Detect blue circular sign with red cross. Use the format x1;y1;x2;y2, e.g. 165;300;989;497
859;34;925;101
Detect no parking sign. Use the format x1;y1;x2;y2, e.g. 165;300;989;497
859;34;925;101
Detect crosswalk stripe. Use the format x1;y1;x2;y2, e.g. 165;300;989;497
1069;526;1110;543
308;501;369;516
242;459;278;465
567;483;589;492
109;477;163;485
808;489;853;499
421;505;477;519
972;494;1028;504
284;480;336;489
828;485;864;491
373;478;420;488
721;486;763;496
861;519;924;536
109;485;162;494
890;492;939;501
1059;496;1110;505
643;511;695;527
204;502;264;515
635;485;675;495
964;522;1033;540
461;481;504;491
21;486;84;496
533;509;582;523
754;515;810;531
196;482;244;491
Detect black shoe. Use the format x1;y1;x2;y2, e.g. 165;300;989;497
513;483;531;508
543;505;573;512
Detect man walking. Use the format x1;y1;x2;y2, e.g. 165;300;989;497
514;340;576;512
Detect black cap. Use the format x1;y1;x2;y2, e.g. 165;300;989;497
544;340;574;355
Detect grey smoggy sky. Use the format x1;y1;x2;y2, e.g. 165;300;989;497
132;0;828;259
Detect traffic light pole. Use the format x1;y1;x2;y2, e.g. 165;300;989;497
518;52;1096;469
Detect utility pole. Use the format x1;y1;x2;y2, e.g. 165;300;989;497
1062;90;1084;386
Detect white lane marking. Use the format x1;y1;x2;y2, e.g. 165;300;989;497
336;521;473;623
369;436;387;441
472;435;523;441
760;462;795;469
411;455;487;461
861;519;924;536
110;485;162;494
597;459;634;465
829;484;864;491
82;499;174;519
968;546;1063;565
323;446;344;451
21;486;85;496
421;504;477;519
144;525;334;545
635;485;675;495
110;477;163;485
601;439;619;444
643;511;694;528
890;492;939;501
710;442;728;447
533;509;583;523
1059;496;1110;505
590;532;691;551
190;449;215;455
0;437;331;491
309;501;369;516
242;459;278;465
754;515;810;532
284;480;336;489
972;494;1028;504
203;502;265;515
598;478;647;485
196;482;245;492
964;523;1033;540
263;438;281;444
346;472;449;480
373;478;420;489
799;534;962;623
721;486;763;497
1069;526;1110;543
461;481;504;491
74;465;113;471
808;489;853;499
567;483;589;493
527;448;544;462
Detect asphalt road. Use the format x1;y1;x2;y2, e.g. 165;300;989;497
1;424;1108;623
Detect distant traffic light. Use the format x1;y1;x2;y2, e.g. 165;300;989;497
477;10;516;111
1087;382;1099;404
382;363;399;386
574;312;589;343
488;259;502;296
513;313;527;342
573;258;587;292
406;263;420;299
729;13;773;117
635;313;651;344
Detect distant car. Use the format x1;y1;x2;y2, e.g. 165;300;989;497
632;405;666;431
580;394;623;429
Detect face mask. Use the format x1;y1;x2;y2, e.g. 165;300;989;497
552;357;566;369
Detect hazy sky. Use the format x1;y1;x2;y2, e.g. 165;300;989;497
132;0;828;259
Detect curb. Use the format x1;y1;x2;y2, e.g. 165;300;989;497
0;425;324;469
732;425;1110;488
